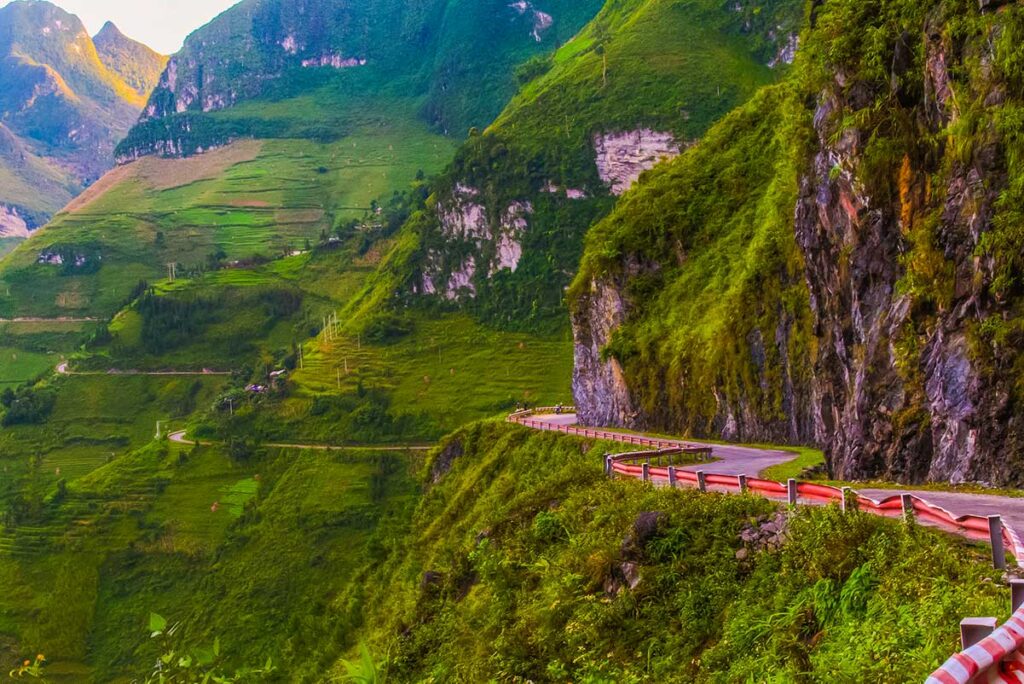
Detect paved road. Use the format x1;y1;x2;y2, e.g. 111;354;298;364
534;413;796;476
529;413;1024;543
168;430;432;452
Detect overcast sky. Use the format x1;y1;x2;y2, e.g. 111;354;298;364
4;0;241;54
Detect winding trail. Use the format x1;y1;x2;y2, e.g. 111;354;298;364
0;316;99;323
56;361;231;377
524;412;1024;554
167;430;432;452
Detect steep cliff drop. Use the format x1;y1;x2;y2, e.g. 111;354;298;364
570;0;1024;487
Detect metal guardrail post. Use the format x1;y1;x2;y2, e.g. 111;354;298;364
642;463;650;483
738;474;747;494
960;617;997;649
668;467;677;489
989;516;1007;570
901;494;914;520
841;487;852;513
604;455;612;478
697;471;707;493
1012;579;1024;613
787;479;797;506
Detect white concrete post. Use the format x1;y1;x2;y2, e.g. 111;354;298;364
697;470;707;493
642;463;650;483
738;474;747;494
841;487;852;513
668;467;678;489
989;515;1007;570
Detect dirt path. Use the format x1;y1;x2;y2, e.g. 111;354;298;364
56;361;231;376
0;317;99;323
167;430;432;452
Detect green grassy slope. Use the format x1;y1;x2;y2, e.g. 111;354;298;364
350;0;804;332
0;120;455;320
0;437;420;681
347;421;1005;682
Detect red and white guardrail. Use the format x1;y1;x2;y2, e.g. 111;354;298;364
509;408;1024;683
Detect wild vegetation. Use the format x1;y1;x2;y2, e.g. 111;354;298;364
347;421;1005;682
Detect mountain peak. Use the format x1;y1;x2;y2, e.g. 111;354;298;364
95;20;124;40
93;17;167;96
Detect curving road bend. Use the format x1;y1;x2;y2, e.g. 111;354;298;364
528;413;1024;541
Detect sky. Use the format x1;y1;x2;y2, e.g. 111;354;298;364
5;0;240;54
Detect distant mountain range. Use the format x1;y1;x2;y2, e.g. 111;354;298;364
0;0;165;237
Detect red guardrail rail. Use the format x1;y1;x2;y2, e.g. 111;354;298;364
926;602;1024;684
509;408;1024;682
507;409;1024;566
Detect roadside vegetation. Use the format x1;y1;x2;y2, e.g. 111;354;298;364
347;421;1006;682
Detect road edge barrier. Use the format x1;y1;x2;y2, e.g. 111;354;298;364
508;408;1024;684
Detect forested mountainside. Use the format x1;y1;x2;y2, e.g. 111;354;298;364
572;0;1024;486
0;1;164;236
349;0;803;331
116;0;602;161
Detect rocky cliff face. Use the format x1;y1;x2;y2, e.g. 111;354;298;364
570;0;1024;486
793;4;1016;483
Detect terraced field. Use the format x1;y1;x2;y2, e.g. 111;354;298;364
0;346;53;387
284;312;574;436
0;116;455;320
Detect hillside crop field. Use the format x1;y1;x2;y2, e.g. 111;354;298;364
0;110;455;320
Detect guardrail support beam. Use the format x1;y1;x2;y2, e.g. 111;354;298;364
668;467;677;489
787;479;797;506
1011;579;1024;613
642;463;650;483
738;474;748;494
901;494;914;520
697;471;707;493
960;617;998;649
989;515;1007;570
